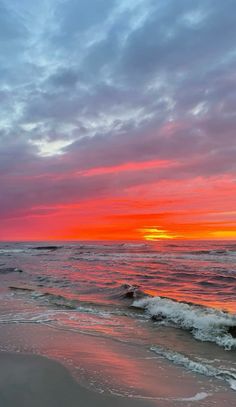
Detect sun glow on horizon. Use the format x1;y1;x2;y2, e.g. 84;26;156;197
138;226;179;240
211;230;236;238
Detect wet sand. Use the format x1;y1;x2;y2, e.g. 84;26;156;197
0;352;155;407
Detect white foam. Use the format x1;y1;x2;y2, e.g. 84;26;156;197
122;243;148;248
176;392;210;401
0;249;25;253
150;346;236;391
229;379;236;391
0;310;55;325
133;296;236;349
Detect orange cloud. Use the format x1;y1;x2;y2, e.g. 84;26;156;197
78;159;175;177
1;174;236;241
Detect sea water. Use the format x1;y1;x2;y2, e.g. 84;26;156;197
0;240;235;405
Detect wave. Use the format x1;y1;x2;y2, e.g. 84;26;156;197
150;346;236;391
116;284;145;299
0;310;55;325
121;243;149;248
10;287;79;310
0;249;25;254
212;275;236;283
31;292;78;309
0;267;23;274
187;249;236;256
10;285;141;319
32;245;62;251
132;296;236;349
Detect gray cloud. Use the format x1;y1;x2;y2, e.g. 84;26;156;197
0;0;236;221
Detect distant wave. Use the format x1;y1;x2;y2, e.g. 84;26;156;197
0;249;25;254
150;346;236;391
132;296;236;349
32;245;63;251
121;243;149;248
187;249;236;256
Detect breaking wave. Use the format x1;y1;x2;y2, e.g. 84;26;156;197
132;296;236;349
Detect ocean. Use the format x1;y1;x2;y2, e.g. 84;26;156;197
0;240;235;406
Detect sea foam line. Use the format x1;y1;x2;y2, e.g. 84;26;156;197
150;346;236;391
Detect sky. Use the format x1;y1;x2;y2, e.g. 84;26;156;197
0;0;236;241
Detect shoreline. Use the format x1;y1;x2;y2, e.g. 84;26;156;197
0;352;155;407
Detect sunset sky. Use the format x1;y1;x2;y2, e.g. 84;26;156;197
0;0;236;241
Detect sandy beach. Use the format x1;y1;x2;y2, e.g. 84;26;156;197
0;352;155;407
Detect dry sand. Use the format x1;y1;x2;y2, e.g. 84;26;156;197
0;352;155;407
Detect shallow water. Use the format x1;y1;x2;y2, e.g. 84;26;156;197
0;240;235;405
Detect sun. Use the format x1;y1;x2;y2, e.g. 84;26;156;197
138;226;179;241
